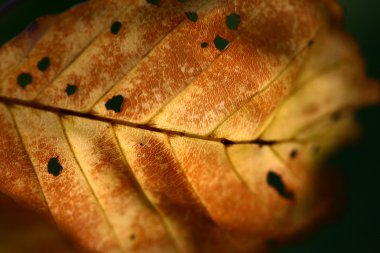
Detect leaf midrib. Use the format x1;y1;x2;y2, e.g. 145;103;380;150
0;95;287;145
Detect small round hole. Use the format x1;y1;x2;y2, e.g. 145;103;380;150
110;21;122;35
226;13;241;30
37;56;50;72
201;42;208;48
17;73;33;89
289;149;298;159
185;11;198;22
65;84;77;96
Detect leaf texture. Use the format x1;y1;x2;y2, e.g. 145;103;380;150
0;0;379;252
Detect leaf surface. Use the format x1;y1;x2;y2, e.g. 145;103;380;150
0;0;378;252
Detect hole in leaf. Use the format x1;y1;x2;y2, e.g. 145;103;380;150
105;95;124;113
213;35;229;51
226;13;240;30
185;11;198;22
146;0;160;6
289;149;298;159
267;171;294;199
65;84;77;96
48;157;63;177
37;56;50;72
17;73;33;89
201;42;208;48
110;21;122;35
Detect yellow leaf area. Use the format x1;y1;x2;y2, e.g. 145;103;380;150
0;0;378;252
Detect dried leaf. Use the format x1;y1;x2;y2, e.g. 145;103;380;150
0;0;378;252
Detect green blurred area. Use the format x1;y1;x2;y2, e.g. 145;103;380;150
0;0;379;252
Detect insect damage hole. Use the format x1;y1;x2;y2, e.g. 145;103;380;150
146;0;160;6
289;149;298;159
48;157;63;177
201;42;208;48
266;171;294;199
226;13;240;30
37;56;50;72
213;35;230;51
105;95;124;113
17;72;33;89
65;84;77;96
185;11;198;22
110;21;122;35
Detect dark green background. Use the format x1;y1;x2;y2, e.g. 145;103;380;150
0;1;379;252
